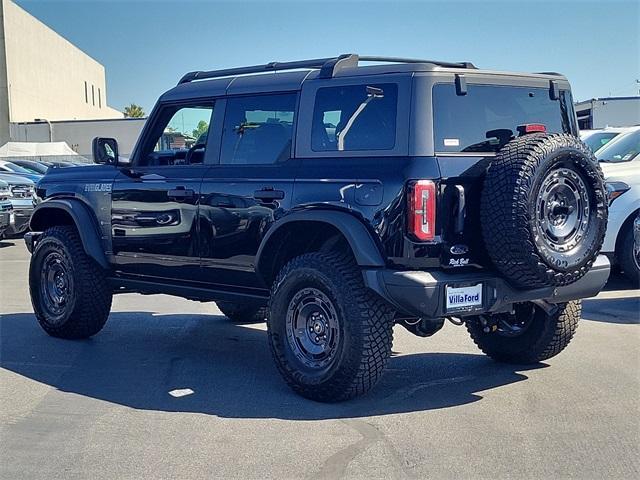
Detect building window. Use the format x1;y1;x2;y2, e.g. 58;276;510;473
98;88;102;108
84;82;88;103
91;85;95;106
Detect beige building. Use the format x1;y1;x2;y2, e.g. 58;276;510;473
0;0;122;145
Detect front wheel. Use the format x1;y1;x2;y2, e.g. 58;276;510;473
267;252;394;402
29;226;113;339
618;219;640;286
466;301;581;364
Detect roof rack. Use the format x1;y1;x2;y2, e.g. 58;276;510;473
177;54;476;84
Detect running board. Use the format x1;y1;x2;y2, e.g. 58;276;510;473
108;277;269;304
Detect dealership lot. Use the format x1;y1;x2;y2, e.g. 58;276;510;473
1;239;638;480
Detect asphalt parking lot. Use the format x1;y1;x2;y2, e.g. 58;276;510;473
1;239;638;480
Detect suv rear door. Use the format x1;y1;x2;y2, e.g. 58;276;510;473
110;101;217;280
198;93;298;289
429;78;578;269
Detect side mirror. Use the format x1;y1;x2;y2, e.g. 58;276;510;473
92;137;119;165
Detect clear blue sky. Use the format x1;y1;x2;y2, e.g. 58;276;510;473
15;0;640;114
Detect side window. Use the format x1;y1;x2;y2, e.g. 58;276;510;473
312;83;398;152
138;104;214;166
220;93;297;165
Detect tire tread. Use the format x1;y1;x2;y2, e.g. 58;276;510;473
29;225;112;339
267;251;393;402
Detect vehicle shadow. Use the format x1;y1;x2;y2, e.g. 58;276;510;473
580;271;640;324
602;272;637;292
582;296;640;324
0;311;544;420
0;239;16;248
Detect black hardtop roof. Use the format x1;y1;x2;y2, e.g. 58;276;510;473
177;54;476;84
160;54;567;102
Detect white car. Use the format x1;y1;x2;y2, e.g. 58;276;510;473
580;127;631;153
597;128;640;283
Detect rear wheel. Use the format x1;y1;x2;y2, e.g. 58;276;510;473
216;301;267;324
29;226;112;339
267;251;394;402
466;301;581;364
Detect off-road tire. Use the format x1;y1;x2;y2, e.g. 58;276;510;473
481;133;607;288
618;220;640;286
466;301;581;364
29;225;112;339
267;251;394;402
216;301;267;324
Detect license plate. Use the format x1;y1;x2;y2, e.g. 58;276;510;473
446;283;483;312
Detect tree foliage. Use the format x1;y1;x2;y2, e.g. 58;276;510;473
192;120;209;141
123;104;145;118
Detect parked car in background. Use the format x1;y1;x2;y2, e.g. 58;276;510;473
44;160;83;168
9;159;49;175
0;179;13;238
634;214;640;273
0;173;35;236
0;160;43;183
580;127;629;153
597;128;640;283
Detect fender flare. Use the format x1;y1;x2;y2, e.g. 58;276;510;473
256;209;386;278
29;198;109;270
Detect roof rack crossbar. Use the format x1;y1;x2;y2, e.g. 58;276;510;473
178;54;476;85
358;56;476;69
178;56;339;84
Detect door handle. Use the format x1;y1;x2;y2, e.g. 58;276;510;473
254;188;285;202
168;187;195;200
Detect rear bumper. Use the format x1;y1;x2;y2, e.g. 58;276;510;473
363;255;610;319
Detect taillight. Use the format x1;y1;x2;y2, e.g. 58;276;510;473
517;123;546;135
408;180;436;241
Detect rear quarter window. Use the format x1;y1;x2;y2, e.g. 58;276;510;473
433;84;575;153
312;83;398;152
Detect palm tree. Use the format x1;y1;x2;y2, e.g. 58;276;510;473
123;103;145;118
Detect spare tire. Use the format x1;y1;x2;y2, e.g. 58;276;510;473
481;133;607;288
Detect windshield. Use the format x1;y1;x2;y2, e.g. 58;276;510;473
1;162;34;174
433;84;576;153
596;130;640;163
582;132;619;153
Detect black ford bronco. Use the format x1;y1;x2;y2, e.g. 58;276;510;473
25;55;610;402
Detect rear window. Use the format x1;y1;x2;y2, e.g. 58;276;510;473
433;84;575;153
220;93;296;165
312;83;398;152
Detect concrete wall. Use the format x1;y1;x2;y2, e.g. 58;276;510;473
592;99;640;128
0;1;9;145
1;0;122;124
10;118;146;159
576;97;640;129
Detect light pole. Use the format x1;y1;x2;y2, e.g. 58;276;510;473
34;118;52;142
